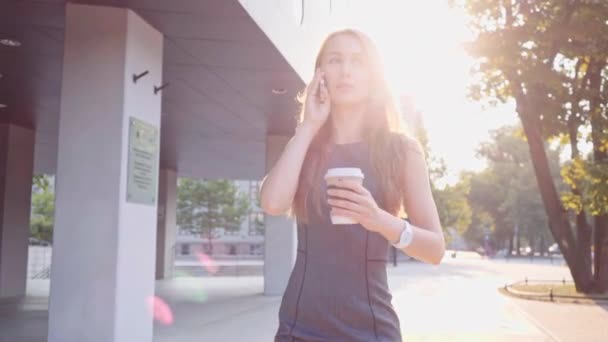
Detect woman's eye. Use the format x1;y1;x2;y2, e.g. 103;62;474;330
329;57;341;64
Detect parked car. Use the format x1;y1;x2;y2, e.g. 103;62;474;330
494;249;508;258
518;246;532;256
548;243;561;255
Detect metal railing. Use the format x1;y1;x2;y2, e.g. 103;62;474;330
28;245;52;279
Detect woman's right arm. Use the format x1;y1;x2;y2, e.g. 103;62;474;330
259;122;318;215
260;68;330;216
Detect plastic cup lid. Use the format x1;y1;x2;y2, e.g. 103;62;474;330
324;167;364;180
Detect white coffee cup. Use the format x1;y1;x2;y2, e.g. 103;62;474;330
324;167;365;225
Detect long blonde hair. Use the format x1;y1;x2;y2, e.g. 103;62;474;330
292;29;412;222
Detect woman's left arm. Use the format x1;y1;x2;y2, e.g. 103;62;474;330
372;139;445;264
327;138;445;265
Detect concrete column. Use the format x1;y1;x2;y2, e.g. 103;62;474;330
156;168;177;280
48;4;163;342
264;135;297;295
0;124;35;306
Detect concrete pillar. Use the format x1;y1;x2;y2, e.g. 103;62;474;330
48;4;163;342
264;135;297;295
0;124;35;307
156;168;177;280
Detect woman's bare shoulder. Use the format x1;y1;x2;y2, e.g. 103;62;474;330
390;132;425;157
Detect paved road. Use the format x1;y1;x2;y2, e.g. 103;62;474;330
153;256;602;341
3;256;606;341
389;257;568;341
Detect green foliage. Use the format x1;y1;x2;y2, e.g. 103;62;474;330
458;0;608;217
252;193;265;235
30;175;54;242
252;213;265;235
33;174;51;192
177;178;251;241
469;167;517;250
464;208;495;247
561;158;608;215
434;178;472;243
470;125;559;249
451;1;608;290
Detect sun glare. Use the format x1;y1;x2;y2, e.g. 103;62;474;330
335;1;518;185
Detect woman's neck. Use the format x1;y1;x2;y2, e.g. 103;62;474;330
330;103;367;144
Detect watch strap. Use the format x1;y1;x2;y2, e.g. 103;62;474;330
392;219;413;249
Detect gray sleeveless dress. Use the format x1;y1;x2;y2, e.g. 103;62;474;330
275;141;402;342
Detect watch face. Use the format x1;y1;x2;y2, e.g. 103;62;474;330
402;223;413;245
393;220;413;248
402;229;409;242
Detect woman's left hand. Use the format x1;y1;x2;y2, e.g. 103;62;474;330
326;179;382;232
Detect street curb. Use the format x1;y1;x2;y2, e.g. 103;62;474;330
499;282;608;305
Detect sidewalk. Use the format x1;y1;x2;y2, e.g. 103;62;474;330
1;257;606;341
153;274;548;342
155;257;605;341
509;296;608;342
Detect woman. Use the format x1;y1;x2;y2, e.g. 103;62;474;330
260;29;445;342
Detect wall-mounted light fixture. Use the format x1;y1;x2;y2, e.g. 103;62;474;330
0;39;21;47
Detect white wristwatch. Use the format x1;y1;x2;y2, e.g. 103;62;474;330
392;219;414;249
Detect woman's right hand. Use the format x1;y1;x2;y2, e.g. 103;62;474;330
302;68;331;131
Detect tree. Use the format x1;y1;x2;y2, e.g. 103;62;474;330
458;0;608;292
252;214;265;236
401;99;470;245
30;175;54;242
464;203;495;250
33;174;51;192
177;178;250;254
475;126;560;255
434;177;472;247
251;193;265;235
468;168;512;253
508;158;556;257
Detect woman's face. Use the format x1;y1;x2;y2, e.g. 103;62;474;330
319;34;372;107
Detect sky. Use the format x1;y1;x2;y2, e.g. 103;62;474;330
334;0;520;185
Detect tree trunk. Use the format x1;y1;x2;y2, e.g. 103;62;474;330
529;234;535;259
576;212;594;291
588;60;608;293
516;99;589;288
204;228;213;255
568;116;593;292
516;232;521;256
590;129;608;292
594;215;608;293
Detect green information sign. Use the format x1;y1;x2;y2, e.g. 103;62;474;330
127;117;159;205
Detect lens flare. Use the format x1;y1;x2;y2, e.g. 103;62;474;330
195;251;219;274
174;270;190;277
147;296;174;326
192;289;208;302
